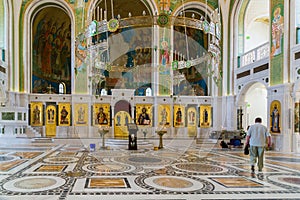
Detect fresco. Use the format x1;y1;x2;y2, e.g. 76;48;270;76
32;7;71;94
270;1;284;86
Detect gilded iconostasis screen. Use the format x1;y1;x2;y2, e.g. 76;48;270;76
32;7;71;94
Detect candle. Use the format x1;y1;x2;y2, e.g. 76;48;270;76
100;8;103;21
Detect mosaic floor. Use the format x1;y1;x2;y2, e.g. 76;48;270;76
0;137;300;200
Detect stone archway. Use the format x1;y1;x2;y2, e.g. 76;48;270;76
236;82;267;128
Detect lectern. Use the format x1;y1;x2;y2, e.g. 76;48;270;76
127;123;138;150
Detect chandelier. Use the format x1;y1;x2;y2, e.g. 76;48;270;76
75;0;222;90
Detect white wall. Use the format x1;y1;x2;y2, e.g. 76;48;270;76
244;22;269;52
245;83;267;127
244;0;269;52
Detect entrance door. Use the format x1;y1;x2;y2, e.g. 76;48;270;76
187;106;197;136
45;104;56;137
114;100;132;138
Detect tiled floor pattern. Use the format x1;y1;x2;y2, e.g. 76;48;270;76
0;138;300;200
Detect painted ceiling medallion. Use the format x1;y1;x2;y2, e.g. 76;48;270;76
108;18;119;32
157;13;169;26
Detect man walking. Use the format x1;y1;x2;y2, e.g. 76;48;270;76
245;117;271;173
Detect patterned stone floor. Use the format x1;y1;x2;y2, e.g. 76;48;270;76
0;137;300;200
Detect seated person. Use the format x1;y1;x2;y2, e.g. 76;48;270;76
220;140;229;148
227;136;243;147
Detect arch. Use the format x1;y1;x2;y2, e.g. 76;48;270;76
86;1;157;95
172;1;214;97
232;0;270;59
114;100;132;138
114;100;131;115
244;1;269;52
229;0;269;96
1;0;13;91
0;0;5;49
172;1;215;19
23;0;75;94
236;81;268;105
100;88;107;95
146;87;152;96
87;0;158;22
59;82;66;94
236;81;268;128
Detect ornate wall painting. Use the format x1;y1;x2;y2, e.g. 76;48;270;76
114;111;131;138
295;102;300;133
174;105;185;127
187;106;197;126
45;104;56;137
74;104;88;126
32;7;71;94
187;106;197;136
270;100;281;133
93;104;110;126
158;104;171;127
159;26;171;96
199;105;211;128
58;103;71;126
136;104;152;126
45;105;56;125
270;1;284;85
30;102;43;126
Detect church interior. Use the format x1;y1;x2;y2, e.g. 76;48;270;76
0;0;300;199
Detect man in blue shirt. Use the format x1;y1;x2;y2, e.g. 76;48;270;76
245;117;271;173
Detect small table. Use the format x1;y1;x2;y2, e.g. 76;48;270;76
98;128;109;149
156;130;167;149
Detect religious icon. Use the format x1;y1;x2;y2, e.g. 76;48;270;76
270;101;281;133
74;104;88;126
138;107;151;125
58;103;70;126
176;108;182;124
160;40;170;66
200;105;211;128
174;105;185;127
97;107;108;124
271;6;284;57
33;105;41;124
78;107;85;122
117;115;121;126
188;108;196;125
295;103;300;133
136;104;152;126
31;102;43;126
158;105;170;126
60;106;68;124
203;109;208;123
114;111;131;138
93;104;110;126
46;105;56;124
